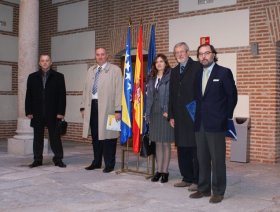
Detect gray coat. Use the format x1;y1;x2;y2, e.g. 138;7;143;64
146;69;171;121
80;63;122;140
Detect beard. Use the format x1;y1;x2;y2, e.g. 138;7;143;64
201;60;214;68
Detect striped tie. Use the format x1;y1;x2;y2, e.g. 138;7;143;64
180;66;185;74
92;66;102;95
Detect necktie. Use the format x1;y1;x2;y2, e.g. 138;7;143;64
42;73;47;89
180;66;185;74
202;68;210;95
92;66;102;95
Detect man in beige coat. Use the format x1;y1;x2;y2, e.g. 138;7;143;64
80;47;122;173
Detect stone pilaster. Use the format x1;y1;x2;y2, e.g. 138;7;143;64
8;0;48;155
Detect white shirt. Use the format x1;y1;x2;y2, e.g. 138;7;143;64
92;63;107;99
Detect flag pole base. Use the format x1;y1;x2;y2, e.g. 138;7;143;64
116;141;155;179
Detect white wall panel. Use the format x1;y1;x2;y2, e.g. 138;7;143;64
65;96;83;123
234;95;250;118
0;4;13;32
0;95;17;120
179;0;237;13
51;31;95;62
169;9;249;51
58;0;88;32
0;34;18;62
217;53;237;82
57;64;88;91
0;65;12;91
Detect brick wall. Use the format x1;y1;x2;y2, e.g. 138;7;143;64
38;0;280;163
0;0;277;163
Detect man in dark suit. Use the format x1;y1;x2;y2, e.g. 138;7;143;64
25;54;67;168
169;42;201;190
189;44;237;203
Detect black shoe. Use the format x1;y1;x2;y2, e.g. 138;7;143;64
29;161;42;168
151;172;162;182
55;161;66;168
161;173;169;183
103;167;114;173
85;163;101;170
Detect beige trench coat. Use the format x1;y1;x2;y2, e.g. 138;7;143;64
80;63;122;140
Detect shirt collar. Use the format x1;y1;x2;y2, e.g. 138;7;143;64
204;62;215;74
97;62;107;70
180;60;188;68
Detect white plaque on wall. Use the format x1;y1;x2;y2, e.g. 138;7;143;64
51;31;95;62
57;0;88;32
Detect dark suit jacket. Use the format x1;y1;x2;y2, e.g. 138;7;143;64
25;69;66;128
169;57;201;147
194;63;237;132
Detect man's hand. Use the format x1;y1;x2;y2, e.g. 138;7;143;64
169;118;175;128
57;114;64;119
163;112;168;118
27;114;33;119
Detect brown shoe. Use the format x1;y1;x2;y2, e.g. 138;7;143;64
189;191;211;199
174;181;192;187
209;195;224;203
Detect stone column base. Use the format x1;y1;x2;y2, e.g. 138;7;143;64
8;138;48;156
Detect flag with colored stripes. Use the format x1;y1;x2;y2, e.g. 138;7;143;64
132;23;144;153
120;26;133;144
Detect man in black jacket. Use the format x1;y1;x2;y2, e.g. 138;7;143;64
25;54;66;168
169;42;201;190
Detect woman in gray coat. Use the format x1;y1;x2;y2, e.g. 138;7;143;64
146;54;174;183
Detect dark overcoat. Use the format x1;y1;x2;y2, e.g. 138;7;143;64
25;69;66;128
168;58;201;147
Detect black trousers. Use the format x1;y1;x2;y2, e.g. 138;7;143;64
90;99;117;169
195;125;226;196
177;146;199;184
33;119;64;163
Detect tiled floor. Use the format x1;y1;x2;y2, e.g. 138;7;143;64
0;140;280;212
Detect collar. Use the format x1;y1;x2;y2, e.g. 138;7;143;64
97;62;108;70
180;60;188;68
203;62;215;74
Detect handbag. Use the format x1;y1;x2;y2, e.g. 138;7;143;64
57;119;68;135
140;126;155;158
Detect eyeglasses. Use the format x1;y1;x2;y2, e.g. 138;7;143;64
198;51;212;57
174;50;188;56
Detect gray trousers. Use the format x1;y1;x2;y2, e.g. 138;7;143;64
195;125;226;196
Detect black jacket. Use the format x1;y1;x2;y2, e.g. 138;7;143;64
25;69;66;127
168;58;201;147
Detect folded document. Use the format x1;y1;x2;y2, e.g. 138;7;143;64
106;115;121;131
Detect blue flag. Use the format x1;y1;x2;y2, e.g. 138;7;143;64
143;24;156;134
147;24;156;75
120;27;133;144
